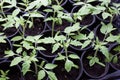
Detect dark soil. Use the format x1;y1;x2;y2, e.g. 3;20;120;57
0;27;18;37
47;19;70;31
0;61;22;80
39;43;63;57
80;15;94;26
25;18;45;36
82;48;108;78
0;39;11;58
24;72;36;80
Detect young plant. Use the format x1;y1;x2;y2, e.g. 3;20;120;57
11;35;46;55
44;5;73;37
17;0;51;11
64;22;94;49
54;38;80;72
73;0;97;23
5;35;46;75
0;70;9;80
5;48;57;80
0;0;17;14
87;22;119;67
94;0;120;22
5;50;38;75
37;61;57;80
111;44;120;64
51;26;82;72
41;29;81;72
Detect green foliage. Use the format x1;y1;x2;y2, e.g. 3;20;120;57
0;70;9;80
37;61;57;80
0;0;120;79
87;56;105;67
55;53;79;72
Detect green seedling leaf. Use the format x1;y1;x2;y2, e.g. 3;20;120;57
106;34;119;42
41;37;55;44
81;40;91;49
65;59;78;72
55;54;65;60
100;46;109;60
22;61;30;75
72;34;87;40
5;50;15;57
16;47;22;53
89;57;98;66
10;57;22;66
69;54;79;59
45;63;57;69
47;71;57;80
52;43;60;53
64;23;80;34
70;40;82;46
11;36;23;41
38;70;46;80
102;12;112;19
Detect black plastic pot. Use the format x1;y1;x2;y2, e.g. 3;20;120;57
99;70;120;80
71;6;96;27
111;0;120;3
6;28;19;38
51;51;83;80
0;38;12;61
69;0;85;4
81;48;109;79
0;60;24;80
19;11;46;36
0;11;20;38
70;28;92;51
38;30;64;58
69;0;76;4
109;43;120;70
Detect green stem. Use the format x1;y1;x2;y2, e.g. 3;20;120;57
60;0;63;5
63;42;68;59
51;11;56;37
103;31;108;42
55;0;60;5
22;25;26;38
94;48;99;57
1;1;6;18
22;14;31;38
33;61;38;75
77;30;81;35
110;16;113;23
